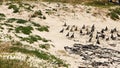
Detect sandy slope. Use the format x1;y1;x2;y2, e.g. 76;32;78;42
0;1;120;68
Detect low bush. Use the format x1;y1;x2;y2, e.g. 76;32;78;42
39;44;50;50
107;8;120;20
17;19;27;24
8;4;19;13
36;26;49;32
6;18;17;23
15;26;33;35
0;13;5;17
21;35;42;43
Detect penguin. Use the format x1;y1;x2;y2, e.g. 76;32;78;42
80;29;83;34
96;39;100;44
86;31;90;35
117;33;120;37
105;26;108;31
66;32;69;37
70;33;74;38
97;31;101;34
96;34;99;39
82;25;85;29
70;28;73;32
89;33;93;37
110;29;114;34
60;28;64;33
88;37;92;42
72;25;75;28
106;37;109;41
100;33;105;39
113;27;117;32
63;22;67;26
74;26;78;31
101;29;104;33
111;34;116;40
91;24;95;32
92;24;95;29
66;25;70;30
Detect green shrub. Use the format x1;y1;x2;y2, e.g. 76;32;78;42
21;35;42;43
15;26;33;35
17;19;27;24
42;38;49;42
4;23;13;27
12;41;23;46
7;18;17;23
31;22;41;27
35;10;42;16
85;0;115;7
108;12;119;20
0;18;5;21
112;8;120;15
39;44;50;50
0;13;5;17
36;26;49;32
8;4;19;13
108;8;120;20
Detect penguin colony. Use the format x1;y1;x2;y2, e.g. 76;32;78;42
60;22;120;45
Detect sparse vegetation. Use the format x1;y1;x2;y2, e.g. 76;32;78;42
31;22;41;27
6;18;17;23
31;10;46;19
36;26;49;32
8;4;19;13
107;8;120;20
0;13;5;17
21;35;49;43
4;23;14;27
17;19;27;24
0;58;32;68
0;18;5;21
15;26;33;35
12;41;23;46
8;46;68;67
39;44;50;50
21;35;42;43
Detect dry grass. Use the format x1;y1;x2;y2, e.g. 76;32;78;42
0;58;32;68
0;42;11;53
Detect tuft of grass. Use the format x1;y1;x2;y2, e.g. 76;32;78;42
17;19;27;24
85;0;116;8
21;35;42;43
35;10;42;16
42;38;49;42
31;22;41;27
21;35;49;43
31;10;46;19
12;41;23;46
8;4;19;13
39;44;50;50
0;58;32;68
0;13;5;17
36;26;49;32
107;8;120;20
6;18;17;23
0;18;5;21
4;23;13;27
15;26;33;35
